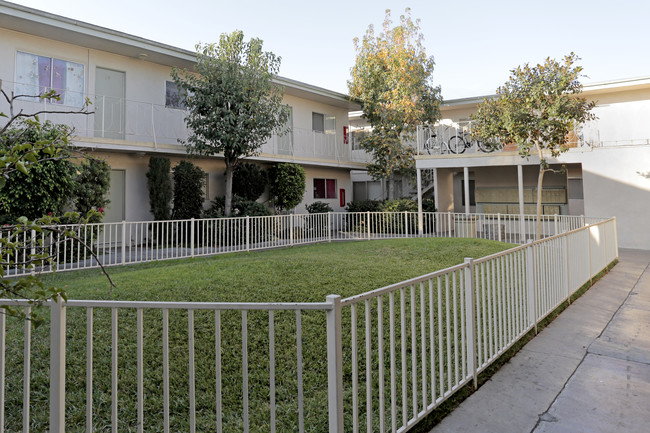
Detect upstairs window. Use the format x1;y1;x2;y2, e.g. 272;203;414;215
314;178;337;199
165;81;187;109
15;51;85;107
312;112;336;133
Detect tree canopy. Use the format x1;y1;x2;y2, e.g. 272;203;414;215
172;31;290;216
471;53;597;237
348;8;441;199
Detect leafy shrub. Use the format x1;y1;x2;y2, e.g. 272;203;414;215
205;195;272;218
73;158;111;214
381;199;418;212
305;201;333;214
268;163;305;211
172;160;205;220
147;156;173;220
232;163;267;201
0;121;76;224
345;200;383;213
422;198;436;212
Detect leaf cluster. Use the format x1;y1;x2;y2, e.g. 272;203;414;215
171;31;290;166
361;132;416;181
232;162;267;201
146;156;173;220
172;160;206;220
471;52;597;164
268;163;305;211
348;8;441;136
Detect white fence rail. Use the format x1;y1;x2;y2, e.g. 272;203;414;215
0;216;618;432
2;212;601;278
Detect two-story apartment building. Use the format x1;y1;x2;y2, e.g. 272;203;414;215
0;1;364;223
415;77;650;250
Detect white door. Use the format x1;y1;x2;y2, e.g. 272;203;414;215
104;169;126;223
95;68;125;139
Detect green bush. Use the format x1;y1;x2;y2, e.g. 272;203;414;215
345;200;383;213
305;201;333;214
73;158;111;214
172;160;205;220
268;163;305;211
232;163;267;201
380;198;418;212
0;121;76;224
205;195;272;218
147;156;173;220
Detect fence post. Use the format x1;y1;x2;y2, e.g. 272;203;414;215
327;212;332;243
121;220;126;265
613;217;619;260
565;233;571;304
404;211;408;237
526;240;538;334
191;218;195;257
30;229;36;276
50;296;66;433
326;295;344;433
588;224;593;282
246;216;250;251
497;213;502;241
366;211;370;240
464;258;478;389
554;214;559;236
290;214;294;246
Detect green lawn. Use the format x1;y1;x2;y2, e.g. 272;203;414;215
41;237;512;303
8;238;514;432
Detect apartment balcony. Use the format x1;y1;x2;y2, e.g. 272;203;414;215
0;80;367;167
414;121;604;158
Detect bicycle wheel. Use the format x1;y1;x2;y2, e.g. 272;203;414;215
477;140;497;153
448;136;466;154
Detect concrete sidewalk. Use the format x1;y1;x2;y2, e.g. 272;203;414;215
430;249;650;433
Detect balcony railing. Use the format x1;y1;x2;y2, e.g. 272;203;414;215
415;120;603;156
0;79;361;164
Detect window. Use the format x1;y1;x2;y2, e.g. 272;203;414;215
312;112;336;133
15;51;85;107
461;179;476;206
165;81;186;109
314;178;337;199
351;130;366;150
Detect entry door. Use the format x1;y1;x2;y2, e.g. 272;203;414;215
95;68;125;139
103;169;126;223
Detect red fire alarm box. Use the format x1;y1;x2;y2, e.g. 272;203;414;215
339;189;346;207
343;126;349;145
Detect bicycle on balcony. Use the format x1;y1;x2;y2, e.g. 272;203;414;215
422;132;466;154
448;129;502;153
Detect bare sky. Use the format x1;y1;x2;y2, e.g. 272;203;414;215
9;0;650;100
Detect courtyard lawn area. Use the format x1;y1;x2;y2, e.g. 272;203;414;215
40;237;514;302
7;238;514;432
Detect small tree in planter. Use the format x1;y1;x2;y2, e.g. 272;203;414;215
268;163;305;212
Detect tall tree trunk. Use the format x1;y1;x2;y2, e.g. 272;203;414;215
536;166;545;241
224;160;234;217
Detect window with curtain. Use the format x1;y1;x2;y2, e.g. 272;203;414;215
15;51;85;107
314;178;337;199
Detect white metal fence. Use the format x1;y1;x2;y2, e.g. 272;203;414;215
0;215;618;432
2;212;599;278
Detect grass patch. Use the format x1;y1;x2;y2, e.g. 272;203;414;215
6;238;514;432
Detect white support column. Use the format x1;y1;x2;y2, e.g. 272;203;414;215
433;168;439;233
416;168;423;236
463;167;470;215
518;165;525;242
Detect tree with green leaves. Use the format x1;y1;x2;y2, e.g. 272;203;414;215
268;163;305;212
349;8;441;199
146;156;173;220
172;160;205;220
471;53;597;238
1;83;113;322
172;31;290;217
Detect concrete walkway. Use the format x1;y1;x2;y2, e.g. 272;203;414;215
430;248;650;433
